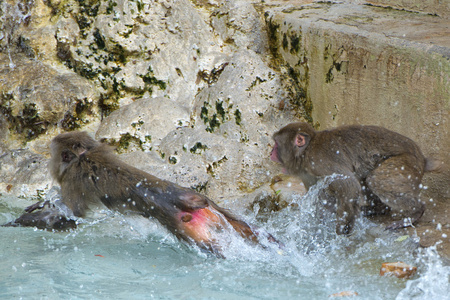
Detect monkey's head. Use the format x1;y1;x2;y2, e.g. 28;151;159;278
271;122;316;170
49;131;101;183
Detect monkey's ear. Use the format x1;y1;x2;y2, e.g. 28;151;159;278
295;133;308;147
61;150;76;163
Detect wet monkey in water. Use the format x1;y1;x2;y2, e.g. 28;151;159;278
10;131;280;256
271;122;438;235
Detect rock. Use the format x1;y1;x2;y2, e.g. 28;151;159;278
211;1;268;54
0;54;100;149
403;197;450;260
96;97;190;148
192;49;293;136
49;0;231;109
250;183;283;215
250;174;306;215
0;0;55;62
270;174;307;198
365;0;450;18
0;149;51;198
380;262;418;279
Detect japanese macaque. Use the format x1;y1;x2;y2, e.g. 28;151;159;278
10;131;280;256
271;122;438;235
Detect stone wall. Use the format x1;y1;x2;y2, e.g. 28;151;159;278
366;0;450;18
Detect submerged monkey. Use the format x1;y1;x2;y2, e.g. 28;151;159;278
271;122;439;235
8;131;280;256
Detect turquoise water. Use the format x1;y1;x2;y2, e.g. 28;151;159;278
1;189;448;300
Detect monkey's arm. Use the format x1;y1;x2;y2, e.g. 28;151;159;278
60;173;91;217
3;200;77;230
326;173;363;235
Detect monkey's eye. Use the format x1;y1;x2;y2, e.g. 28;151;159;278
61;150;76;163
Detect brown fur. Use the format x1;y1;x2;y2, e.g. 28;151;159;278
48;131;279;255
271;122;431;234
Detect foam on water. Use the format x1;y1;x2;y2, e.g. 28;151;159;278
1;176;449;299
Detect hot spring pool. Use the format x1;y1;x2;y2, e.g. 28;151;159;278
0;191;448;300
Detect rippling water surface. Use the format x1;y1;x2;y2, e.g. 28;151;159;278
1;184;448;300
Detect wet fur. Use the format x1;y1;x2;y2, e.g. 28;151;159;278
49;132;269;254
272;122;433;234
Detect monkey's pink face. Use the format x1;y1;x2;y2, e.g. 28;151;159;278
270;142;281;163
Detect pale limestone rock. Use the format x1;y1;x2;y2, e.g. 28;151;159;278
96;97;190;146
0;149;51;198
249;175;307;216
55;17;80;46
57;0;230;107
193;49;295;141
211;0;268;54
0;53;99;150
153;126;232;193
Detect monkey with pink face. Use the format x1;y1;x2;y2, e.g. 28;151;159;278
271;122;438;235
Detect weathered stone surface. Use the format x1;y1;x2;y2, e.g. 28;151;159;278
0;149;51;198
211;1;268;54
250;174;307;215
192;49;293;134
403;198;450;260
96;97;190;148
50;0;231;111
0;0;57;63
366;0;450;18
0;54;99;150
270;174;306;202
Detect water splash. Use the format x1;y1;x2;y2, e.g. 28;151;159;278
0;173;449;299
397;246;450;299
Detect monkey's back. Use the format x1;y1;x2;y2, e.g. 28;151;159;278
307;125;426;178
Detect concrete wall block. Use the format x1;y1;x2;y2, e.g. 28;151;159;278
366;0;450;18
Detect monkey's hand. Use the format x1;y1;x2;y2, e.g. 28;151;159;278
385;218;414;231
24;200;49;213
385;205;425;231
4;200;77;231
